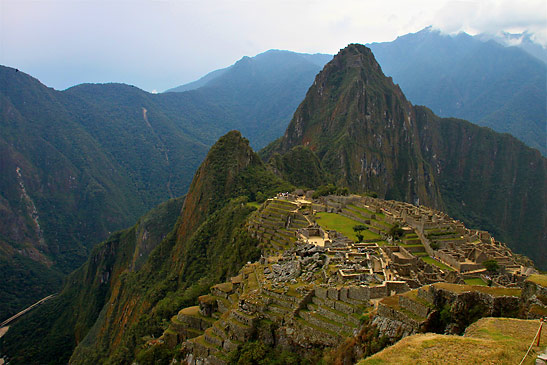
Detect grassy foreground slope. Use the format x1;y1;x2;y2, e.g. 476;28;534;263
360;317;547;365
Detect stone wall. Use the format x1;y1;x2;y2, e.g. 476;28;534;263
398;295;430;318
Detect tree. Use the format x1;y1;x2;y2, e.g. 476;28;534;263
388;224;404;239
482;259;499;273
353;225;367;242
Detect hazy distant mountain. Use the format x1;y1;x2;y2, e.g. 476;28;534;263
476;31;547;64
166;50;332;148
166;50;332;93
165;67;230;93
368;27;547;155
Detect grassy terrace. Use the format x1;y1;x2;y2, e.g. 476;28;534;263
421;256;455;271
432;282;521;297
360;318;547;365
464;278;488;286
347;204;377;216
316;212;381;241
246;201;261;209
527;274;547;287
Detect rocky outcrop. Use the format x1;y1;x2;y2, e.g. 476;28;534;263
373;283;522;340
521;275;547;319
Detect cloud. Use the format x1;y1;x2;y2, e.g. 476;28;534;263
1;0;545;92
430;0;547;46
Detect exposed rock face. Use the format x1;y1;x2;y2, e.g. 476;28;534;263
275;44;442;208
521;277;547;319
373;283;522;340
265;43;546;269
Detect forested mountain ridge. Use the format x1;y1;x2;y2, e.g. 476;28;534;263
265;43;546;269
367;27;547;155
0;50;329;322
0;131;292;364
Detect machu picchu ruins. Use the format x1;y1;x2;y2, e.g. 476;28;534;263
152;192;544;364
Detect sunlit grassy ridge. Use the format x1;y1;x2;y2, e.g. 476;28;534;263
527;274;547;287
360;317;546;365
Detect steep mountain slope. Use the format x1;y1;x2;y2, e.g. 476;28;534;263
0;196;184;364
0;50;327;321
266;44;546;268
0;66;212;321
367;27;547;155
1;131;292;364
166;50;332;148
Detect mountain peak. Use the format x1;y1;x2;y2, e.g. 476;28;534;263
279;43;409;160
266;41;546;269
176;131;258;238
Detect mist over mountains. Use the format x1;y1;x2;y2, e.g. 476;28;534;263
368;27;547;155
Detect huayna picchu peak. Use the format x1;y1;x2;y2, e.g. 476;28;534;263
1;43;546;365
265;43;546;270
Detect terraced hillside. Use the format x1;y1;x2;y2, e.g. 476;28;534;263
145;193;539;364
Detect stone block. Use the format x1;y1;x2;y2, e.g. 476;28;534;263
348;286;370;301
315;287;328;299
340;287;349;302
327;287;340;300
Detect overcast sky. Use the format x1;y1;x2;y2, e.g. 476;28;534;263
1;0;546;92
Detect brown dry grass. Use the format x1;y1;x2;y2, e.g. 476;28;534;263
527;274;547;287
432;282;521;297
178;305;199;315
359;317;546;365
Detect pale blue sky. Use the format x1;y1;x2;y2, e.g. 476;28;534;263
1;0;545;92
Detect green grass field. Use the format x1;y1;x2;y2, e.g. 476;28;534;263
316;212;381;242
246;201;261;209
464;278;488;286
421;256;455;271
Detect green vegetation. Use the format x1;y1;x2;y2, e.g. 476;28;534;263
421;256;455;271
353;225;368;242
527;274;547;287
482;259;500;273
312;184;349;199
268;146;329;189
0;51;326;320
0;196;185;364
1;131;294;364
464;278;488;286
246;201;261;209
388;224;404;239
227;340;315;364
0;255;63;322
369;28;547;155
316;213;381;242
